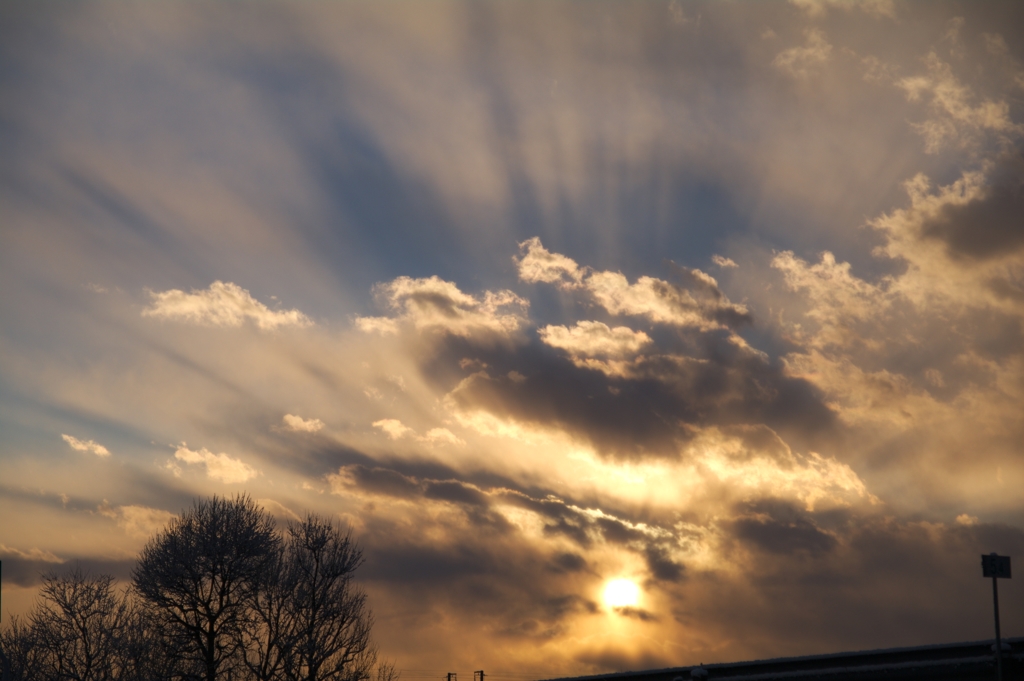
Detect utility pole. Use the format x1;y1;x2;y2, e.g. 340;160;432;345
981;552;1012;681
474;670;485;681
447;673;457;681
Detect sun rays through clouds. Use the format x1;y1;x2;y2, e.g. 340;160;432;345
2;1;1024;675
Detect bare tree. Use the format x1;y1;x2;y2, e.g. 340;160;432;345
2;499;389;681
240;547;293;681
133;495;279;681
249;514;376;681
0;568;136;681
283;514;375;681
0;615;45;681
33;567;132;681
119;603;185;681
373;660;400;681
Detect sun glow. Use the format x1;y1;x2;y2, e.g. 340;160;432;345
602;578;641;608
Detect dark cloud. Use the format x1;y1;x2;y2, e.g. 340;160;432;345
723;424;793;463
670;262;726;302
362;531;511;586
343;464;422;498
0;554;136;587
574;648;674;675
667;261;754;329
644;546;686;583
545;593;599;617
336;464;686;554
596;517;647;544
337;465;510;537
923;149;1024;260
730;499;838;556
549;552;589;573
433;334;837;461
542;517;593;548
423;480;489;507
658;515;1024;660
356;513;602;646
496;619;564;640
336;464;674;557
614;606;659;622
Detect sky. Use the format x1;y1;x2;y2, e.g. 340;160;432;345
2;0;1024;677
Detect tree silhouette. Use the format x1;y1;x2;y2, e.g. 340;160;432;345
0;497;395;681
132;495;279;681
0;568;137;681
33;567;131;681
240;542;293;681
0;615;44;681
282;514;375;681
242;514;377;681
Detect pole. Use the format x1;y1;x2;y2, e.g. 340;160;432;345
993;574;1003;681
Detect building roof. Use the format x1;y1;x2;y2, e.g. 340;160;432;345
540;638;1024;681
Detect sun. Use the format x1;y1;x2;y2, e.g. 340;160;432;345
602;578;641;608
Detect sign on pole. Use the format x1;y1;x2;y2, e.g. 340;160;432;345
981;553;1011;681
982;553;1011;579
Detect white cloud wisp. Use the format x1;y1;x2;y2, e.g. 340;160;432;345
62;434;110;457
143;281;312;330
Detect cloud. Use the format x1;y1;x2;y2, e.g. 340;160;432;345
371;419;465;446
442;323;836;460
420;428;465;446
766;128;1024;511
867;165;1024;312
789;0;895;19
771;250;888;351
514;237;585;286
257;498;302;522
330;463;687;560
773;29;832;79
373;418;414;439
282;413;325;433
772;152;1024;366
97;501;175;538
355;276;528;339
730;499;838;556
354;316;398;335
143;281;312;330
539;322;651;358
898;53;1020;152
585;272;714;328
516;239;751;331
61;433;110;457
955;513;979;526
0;544;63;564
172;444;257;483
613;606;659;621
916;150;1024;261
7;3;1024;672
325;451;881;641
